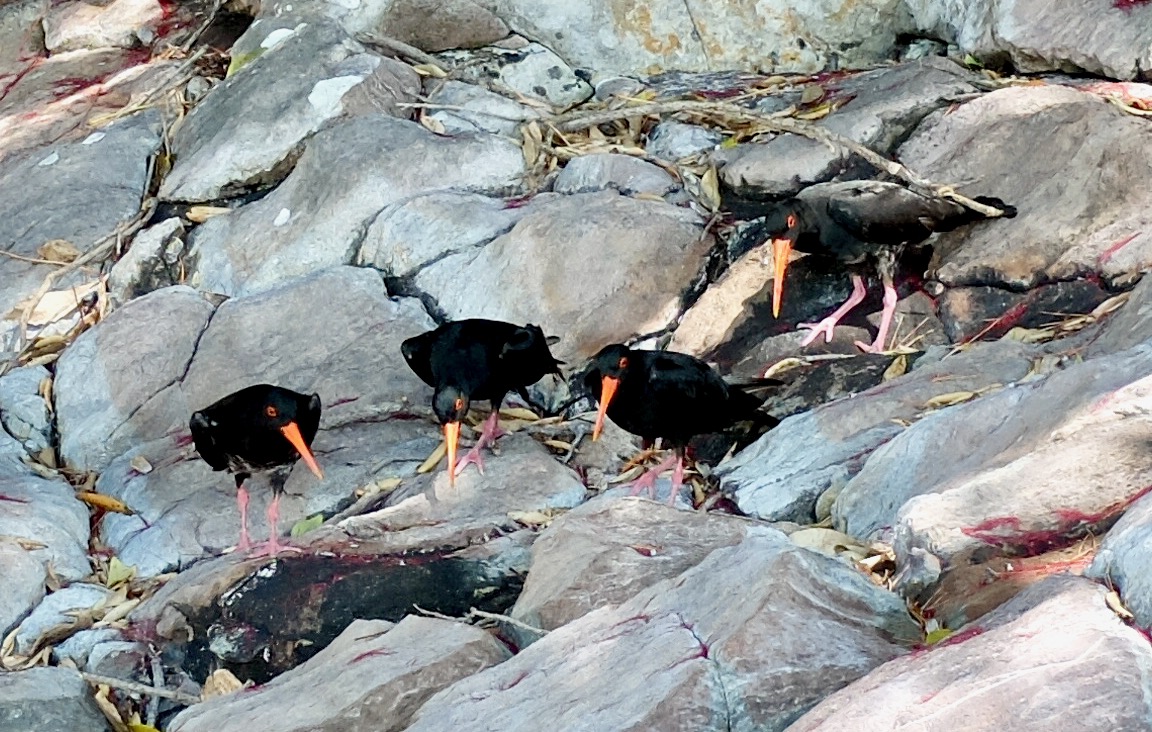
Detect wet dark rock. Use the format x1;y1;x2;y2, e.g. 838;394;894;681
169;616;512;732
0;666;110;732
768;354;910;419
936;280;1115;343
789;576;1152;730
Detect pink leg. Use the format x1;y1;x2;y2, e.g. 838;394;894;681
454;410;509;477
798;274;867;346
667;455;685;506
855;280;899;354
623;454;678;500
236;485;252;552
248;493;302;558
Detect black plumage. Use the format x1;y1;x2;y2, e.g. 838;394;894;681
190;383;322;555
401;319;562;482
585;343;778;502
757;180;1017;352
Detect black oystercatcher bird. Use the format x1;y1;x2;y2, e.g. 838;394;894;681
586;343;779;503
401;319;562;484
190;384;323;557
759;180;1016;352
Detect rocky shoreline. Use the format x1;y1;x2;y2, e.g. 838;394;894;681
2;0;1152;730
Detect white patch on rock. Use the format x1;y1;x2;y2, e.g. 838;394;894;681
81;132;106;145
307;75;364;117
273;208;291;226
37;152;59;167
261;25;303;50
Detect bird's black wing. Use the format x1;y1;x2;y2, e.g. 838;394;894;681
643;352;730;411
819;181;953;245
400;330;438;387
189;411;229;471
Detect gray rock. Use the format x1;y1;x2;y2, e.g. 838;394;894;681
52;627;124;669
0;539;46;638
0;473;91;582
646;121;722;161
510;497;778;645
718;341;1036;523
553;153;679;197
906;0;1152;80
55;286;215;473
873;342;1152;573
331;434;587;555
354;0;509;51
0;109;162;317
357;191;528;278
426;80;539;137
160;22;418;203
1089;491;1152;628
405;532;918;732
0;364;51;456
444;42;592;107
899;84;1152;289
79;269;436;574
42;0;162;52
1084;275;1152;359
717;58;978;196
169;616;511;732
13;583;111;656
0;0;46;83
788;576;1152;731
414;191;711;362
107;218;188;305
188;115;524;297
483;0;914;76
0;666;110;732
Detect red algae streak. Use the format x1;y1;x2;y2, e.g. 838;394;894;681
350;647;394;663
909;626;986;657
1098;232;1141;265
1115;0;1151;10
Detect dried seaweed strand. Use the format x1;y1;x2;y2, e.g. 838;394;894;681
546;99;1008;218
81;672;201;706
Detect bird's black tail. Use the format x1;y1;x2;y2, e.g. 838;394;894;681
972;196;1018;219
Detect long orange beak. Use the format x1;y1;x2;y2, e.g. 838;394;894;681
771;238;793;318
592;376;620;441
444;421;460;485
281;422;323;480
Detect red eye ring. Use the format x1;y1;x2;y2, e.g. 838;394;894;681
454;397;465;410
618;356;629;369
265;405;278;418
786;214;797;228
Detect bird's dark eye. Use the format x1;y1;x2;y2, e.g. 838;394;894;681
786;214;797;228
618;356;629;369
265;405;278;418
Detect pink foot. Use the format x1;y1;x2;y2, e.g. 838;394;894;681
235;485;253;553
798;274;867;346
667;455;685;506
246;493;303;558
454;410;508;478
624;454;678;500
854;280;899;354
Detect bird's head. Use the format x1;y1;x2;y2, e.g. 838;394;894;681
433;386;470;485
261;390;324;480
586;343;633;441
758;203;804;318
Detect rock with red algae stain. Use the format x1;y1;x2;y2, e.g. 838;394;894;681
787;575;1152;732
404;532;918;732
168;616;511;732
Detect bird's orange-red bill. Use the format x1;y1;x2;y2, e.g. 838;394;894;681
281;422;323;480
444;421;461;485
771;238;793;318
592;376;620;441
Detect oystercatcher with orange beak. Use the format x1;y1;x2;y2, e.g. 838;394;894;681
402;319;562;484
190;384;323;557
759;180;1016;353
585;344;778;503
